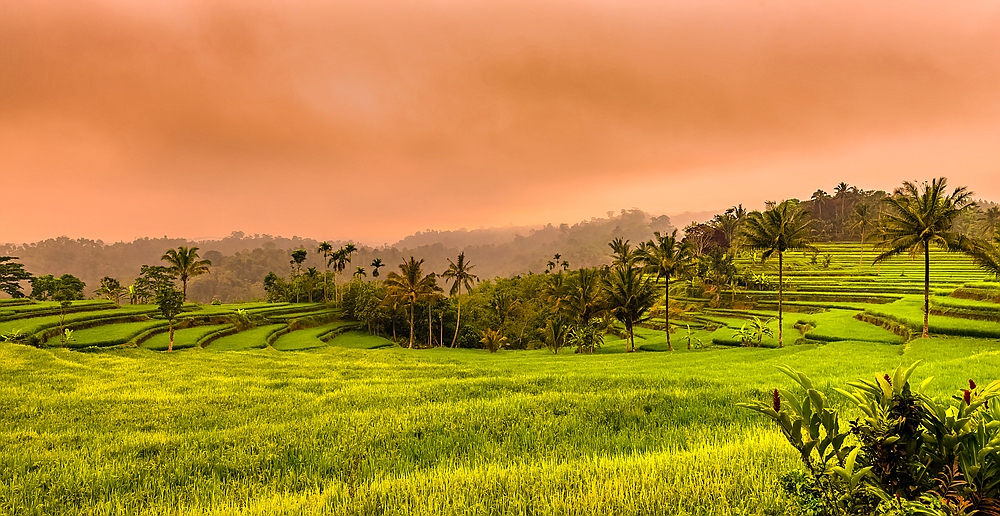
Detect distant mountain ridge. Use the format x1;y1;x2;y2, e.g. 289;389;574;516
0;209;674;303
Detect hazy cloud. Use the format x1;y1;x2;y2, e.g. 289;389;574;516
3;0;1000;243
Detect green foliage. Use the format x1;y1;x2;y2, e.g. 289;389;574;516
567;321;605;354
0;256;33;298
155;288;184;323
132;265;176;304
742;363;1000;515
384;257;442;348
874;178;989;338
739;200;814;347
479;327;506;352
732;317;775;347
603;261;657;352
29;274;85;302
161;246;211;301
93;276;126;306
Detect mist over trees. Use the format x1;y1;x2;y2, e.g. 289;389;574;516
0;210;674;303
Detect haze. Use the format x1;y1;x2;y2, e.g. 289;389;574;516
3;0;1000;244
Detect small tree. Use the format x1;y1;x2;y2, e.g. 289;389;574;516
94;277;126;306
543;316;570;354
480;328;506;353
156;287;185;352
49;275;85;344
0;257;33;298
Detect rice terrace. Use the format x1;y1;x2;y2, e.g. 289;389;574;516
6;2;1000;515
2;179;1000;516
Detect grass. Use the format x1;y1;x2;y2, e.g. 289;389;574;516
1;336;998;515
272;322;357;351
1;241;998;513
206;324;287;351
326;330;394;349
141;324;234;351
68;320;168;348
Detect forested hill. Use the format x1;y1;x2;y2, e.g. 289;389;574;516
0;209;673;303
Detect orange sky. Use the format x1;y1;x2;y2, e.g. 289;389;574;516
3;0;1000;244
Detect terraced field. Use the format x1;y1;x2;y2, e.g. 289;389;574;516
0;300;350;353
654;242;1000;348
1;242;999;515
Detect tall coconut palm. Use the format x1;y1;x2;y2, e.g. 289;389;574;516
603;262;657;352
640;229;694;351
317;242;334;302
739;200;813;348
290;249;308;303
371;258;385;283
608;238;638;266
328;249;348;303
384;257;441;349
161;246;212;301
563;267;605;327
442;252;478;348
851;202;875;270
982;206;1000;239
873;178;980;338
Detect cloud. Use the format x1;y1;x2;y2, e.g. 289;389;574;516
2;0;1000;243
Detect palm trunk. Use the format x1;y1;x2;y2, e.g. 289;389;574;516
439;313;443;348
778;250;784;348
923;241;930;338
451;296;462;348
665;276;672;351
182;278;188;302
858;230;865;270
408;302;414;349
168;321;175;352
323;263;329;303
428;302;432;347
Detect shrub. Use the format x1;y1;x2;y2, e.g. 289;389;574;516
740;364;1000;515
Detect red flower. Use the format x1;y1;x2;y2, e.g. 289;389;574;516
970;379;977;391
773;389;781;412
964;390;972;406
884;374;892;386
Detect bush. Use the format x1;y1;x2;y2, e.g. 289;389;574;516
741;364;1000;515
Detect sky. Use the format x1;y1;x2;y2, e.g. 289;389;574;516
3;0;1000;245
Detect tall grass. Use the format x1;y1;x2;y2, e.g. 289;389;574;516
2;336;997;515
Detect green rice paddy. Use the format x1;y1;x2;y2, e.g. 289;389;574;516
1;242;998;514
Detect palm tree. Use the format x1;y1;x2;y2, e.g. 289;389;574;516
563;267;605;327
603;262;657;352
739;200;813;347
354;266;367;280
640;229;694;351
442;252;478;348
850;202;875;270
317;242;334;302
290;249;308;303
982;206;1000;239
371;258;385;284
608;238;638;266
873;178;981;338
161;246;212;301
384;257;441;349
328;249;348;303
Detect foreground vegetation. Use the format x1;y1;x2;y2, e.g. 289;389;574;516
2;178;1000;514
2;335;998;515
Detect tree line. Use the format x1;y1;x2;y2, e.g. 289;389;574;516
4;177;1000;352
